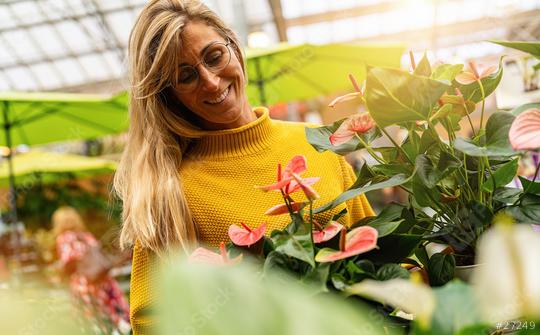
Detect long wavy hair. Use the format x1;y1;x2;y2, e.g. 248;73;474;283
114;0;246;257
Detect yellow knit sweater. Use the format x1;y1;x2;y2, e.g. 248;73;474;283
129;107;374;334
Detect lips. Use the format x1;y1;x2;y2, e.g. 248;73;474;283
206;85;230;105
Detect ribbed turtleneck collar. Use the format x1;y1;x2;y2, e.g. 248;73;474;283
188;107;276;159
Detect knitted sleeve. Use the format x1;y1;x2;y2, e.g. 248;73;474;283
130;242;157;335
339;157;376;224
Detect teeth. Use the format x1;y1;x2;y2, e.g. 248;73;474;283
207;87;229;104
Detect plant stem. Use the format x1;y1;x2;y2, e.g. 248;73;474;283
354;133;387;164
379;126;413;164
478;79;486;131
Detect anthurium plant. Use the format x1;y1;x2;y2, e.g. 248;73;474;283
305;42;540;279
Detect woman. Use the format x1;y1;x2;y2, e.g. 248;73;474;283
114;1;375;333
53;206;130;334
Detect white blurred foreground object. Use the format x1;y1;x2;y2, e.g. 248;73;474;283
472;223;540;322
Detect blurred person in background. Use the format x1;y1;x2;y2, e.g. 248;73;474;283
114;1;375;333
53;206;130;334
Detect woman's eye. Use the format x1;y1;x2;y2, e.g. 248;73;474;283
205;51;223;67
179;68;197;83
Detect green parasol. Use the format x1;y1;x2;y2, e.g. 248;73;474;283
0;151;117;188
0;91;128;222
246;43;405;106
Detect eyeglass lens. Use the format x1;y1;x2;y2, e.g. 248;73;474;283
177;43;230;90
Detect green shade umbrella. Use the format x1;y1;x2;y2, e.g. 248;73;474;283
246;43;405;106
0;151;117;188
0;91;128;222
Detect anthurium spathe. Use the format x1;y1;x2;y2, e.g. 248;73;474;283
472;222;540;322
346;276;435;330
329;113;375;146
256;155;319;195
188;242;242;266
291;173;320;201
509;108;540;151
312;221;343;244
315;226;378;262
228;222;267;247
455;60;498;85
328;74;364;108
264;201;308;216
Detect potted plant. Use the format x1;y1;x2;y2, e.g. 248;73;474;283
305;42;540;285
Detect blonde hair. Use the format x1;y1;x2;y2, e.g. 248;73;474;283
52;206;86;237
114;0;246;256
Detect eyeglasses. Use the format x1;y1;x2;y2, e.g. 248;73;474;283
175;41;232;92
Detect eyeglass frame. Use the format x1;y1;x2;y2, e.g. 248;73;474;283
173;39;233;92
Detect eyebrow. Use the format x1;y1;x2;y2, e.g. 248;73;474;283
178;40;222;67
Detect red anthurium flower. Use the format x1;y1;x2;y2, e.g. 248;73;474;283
455;61;497;85
188;242;242;266
264;201;308;215
509;108;540;151
312;221;344;244
328;74;364;108
315;226;378;263
228;222;267;247
291;173;320;201
329;112;375;146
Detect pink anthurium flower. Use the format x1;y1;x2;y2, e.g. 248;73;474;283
509;108;540;151
264;201;308;215
256;155;320;196
188;242;242;266
256;155;307;192
228;222;267;247
315;226;378;262
291;173;320;201
312;221;344;244
328;74;364;108
329;112;375;146
532;224;540;233
455;60;497;85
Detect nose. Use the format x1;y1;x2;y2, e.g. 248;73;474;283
197;65;220;92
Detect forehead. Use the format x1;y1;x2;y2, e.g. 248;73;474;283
179;21;224;60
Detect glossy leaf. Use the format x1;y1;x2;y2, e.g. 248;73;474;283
520;176;540;195
376;263;410;281
511;102;540;116
305;120;381;155
363;234;423;264
427;253;455;287
456;57;503;103
482;159;518;192
271;215;315;267
365;67;450;127
489;40;540;58
313;173;410;214
414;53;432;77
431;63;463;82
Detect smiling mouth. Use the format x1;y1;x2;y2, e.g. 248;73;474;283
205;85;231;105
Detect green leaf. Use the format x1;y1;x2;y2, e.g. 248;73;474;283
454;111;516;157
353;203;406;238
482;159;518;192
371;163;412;177
344;260;377;283
305;120;381;156
489;40;540;58
415;152;462;188
313;173;411;214
414;53;432;77
270;215;315;267
411;281;484;335
364;234;423;264
456;57;504;103
376;263;410;281
431;63;463;82
365;67;450;127
427;253;455;287
507;194;540;223
511;102;540;116
520;176;540;195
430;103;453;121
493;187;522;204
414;246;430;268
412;175;439;207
